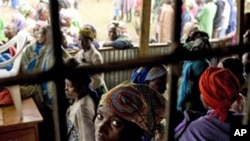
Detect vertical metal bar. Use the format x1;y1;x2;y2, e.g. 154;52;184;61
139;0;152;57
164;0;182;141
48;1;68;141
237;0;245;45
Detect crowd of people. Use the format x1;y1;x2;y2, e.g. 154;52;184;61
0;0;250;141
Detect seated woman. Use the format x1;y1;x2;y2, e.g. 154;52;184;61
60;8;80;51
175;67;244;141
95;82;166;141
0;23;18;71
102;20;133;49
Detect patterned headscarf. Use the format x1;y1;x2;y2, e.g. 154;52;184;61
19;4;33;17
199;67;241;121
99;82;166;138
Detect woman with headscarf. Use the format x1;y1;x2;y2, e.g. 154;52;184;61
18;3;37;35
20;22;56;141
144;65;168;95
65;57;99;141
175;66;244;141
11;12;26;32
177;30;211;113
74;25;108;98
95;82;166;141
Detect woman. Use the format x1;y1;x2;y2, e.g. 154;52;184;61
95;82;166;141
65;58;99;141
102;21;133;49
144;65;168;95
177;31;211;113
74;25;108;98
175;67;244;141
20;22;55;141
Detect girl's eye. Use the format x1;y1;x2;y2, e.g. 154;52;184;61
111;119;122;127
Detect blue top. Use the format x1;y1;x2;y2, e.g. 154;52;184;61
0;53;13;71
112;35;133;49
177;58;210;112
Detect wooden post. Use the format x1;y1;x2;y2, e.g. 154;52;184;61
164;0;182;141
138;0;152;57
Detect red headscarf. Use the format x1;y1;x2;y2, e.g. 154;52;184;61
199;67;241;121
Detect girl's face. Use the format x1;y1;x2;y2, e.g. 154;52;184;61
94;106;126;141
65;79;78;99
79;35;91;50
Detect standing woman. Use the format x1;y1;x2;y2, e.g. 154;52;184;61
65;58;99;141
74;25;108;98
196;0;217;38
95;82;166;141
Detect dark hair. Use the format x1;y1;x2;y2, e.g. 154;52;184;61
220;57;246;86
64;58;100;105
65;58;92;85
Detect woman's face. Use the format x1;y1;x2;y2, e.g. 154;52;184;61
65;79;78;99
94;106;126;141
33;25;47;43
39;8;50;21
147;75;167;94
79;35;90;50
108;27;119;41
4;24;16;39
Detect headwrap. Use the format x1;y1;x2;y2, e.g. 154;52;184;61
79;25;96;41
19;4;33;17
144;65;167;81
83;24;97;38
59;9;74;27
99;82;166;138
188;31;211;51
11;13;26;32
199;67;241;121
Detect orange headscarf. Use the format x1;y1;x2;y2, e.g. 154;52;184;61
199;67;241;121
